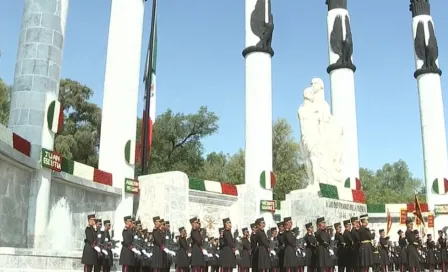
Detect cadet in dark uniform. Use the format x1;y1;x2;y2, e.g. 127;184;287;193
239;228;251;272
405;218;419;272
276;222;285;271
350;217;360;272
397;230;407;272
315;217;332;272
438;230;447;272
358;214;374;272
341;219;353;272
334;222;345;272
269;227;280;272
209;237;220;272
282;217;298;272
94;219;103;272
304;222;317;272
176;227;190;272
153;216;173;272
82;214;99;272
425;234;437;272
190;217;205;272
120;215;136;272
378;229;390;272
102;220;113;272
220;218;237;271
255;217;271;272
250;223;258;271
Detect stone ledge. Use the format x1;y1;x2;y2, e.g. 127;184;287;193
0;140;39;170
52;172;121;196
189;190;238;206
0;247;81;258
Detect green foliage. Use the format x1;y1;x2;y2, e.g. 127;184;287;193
196;118;307;199
54;79;102;167
135;106;219;177
0;78;11;126
360;160;424;204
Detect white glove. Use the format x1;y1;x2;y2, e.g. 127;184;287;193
94;246;101;253
132;248;141;255
102;249;108;256
188;253;192;257
205;238;209;242
208;253;213;257
105;238;109;242
236;237;241;242
234;250;240;256
170;251;176;257
202;249;208;255
215;254;220;258
296;236;300;240
270;250;276;256
329;249;334;256
142;250;147;254
145;253;151;258
164;248;170;253
97;234;102;238
165;236;169;239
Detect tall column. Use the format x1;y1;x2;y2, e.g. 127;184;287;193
325;0;360;186
98;0;144;234
8;0;69;247
409;0;447;211
242;0;274;224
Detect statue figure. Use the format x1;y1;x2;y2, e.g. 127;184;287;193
298;78;344;188
250;0;274;52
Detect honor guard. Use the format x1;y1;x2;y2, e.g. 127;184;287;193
209;237;220;272
304;222;317;272
220;218;237;272
350;217;360;272
315;217;332;272
358;214;374;272
277;222;285;271
250;223;258;270
340;219;353;272
282;217;298;272
81;214;100;272
119;215;136;272
239;228;251;272
405;218;419;272
378;229;390;272
255;217;272;272
438;230;448;272
176;227;190;272
102;220;113;272
190;217;205;272
334;222;345;272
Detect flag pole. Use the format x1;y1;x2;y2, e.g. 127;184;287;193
141;0;158;175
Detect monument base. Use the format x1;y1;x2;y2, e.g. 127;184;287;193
279;187;367;229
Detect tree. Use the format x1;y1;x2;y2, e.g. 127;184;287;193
54;79;102;167
136;106;219;177
0;78;11;126
361;160;424;204
271;118;307;200
198;118;307;199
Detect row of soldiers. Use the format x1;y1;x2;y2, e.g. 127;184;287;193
81;213;448;272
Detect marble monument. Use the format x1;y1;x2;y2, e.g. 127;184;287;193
299;78;344;188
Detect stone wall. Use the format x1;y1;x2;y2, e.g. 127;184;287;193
0;131;121;250
0;153;34;247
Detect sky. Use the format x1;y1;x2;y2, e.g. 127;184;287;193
1;0;448;180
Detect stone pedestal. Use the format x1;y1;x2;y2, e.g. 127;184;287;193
136;171;189;232
280;188;367;229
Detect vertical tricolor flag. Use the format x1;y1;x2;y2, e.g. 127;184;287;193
386;208;392;235
140;0;158;173
413;194;425;227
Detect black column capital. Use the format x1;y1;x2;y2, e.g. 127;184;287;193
409;0;430;17
325;0;347;11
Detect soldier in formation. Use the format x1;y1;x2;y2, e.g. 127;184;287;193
81;212;448;272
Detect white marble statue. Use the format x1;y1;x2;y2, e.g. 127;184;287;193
298;78;344;188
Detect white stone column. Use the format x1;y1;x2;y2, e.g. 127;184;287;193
9;0;69;248
242;0;274;226
98;0;144;235
409;0;448;212
325;0;360;187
